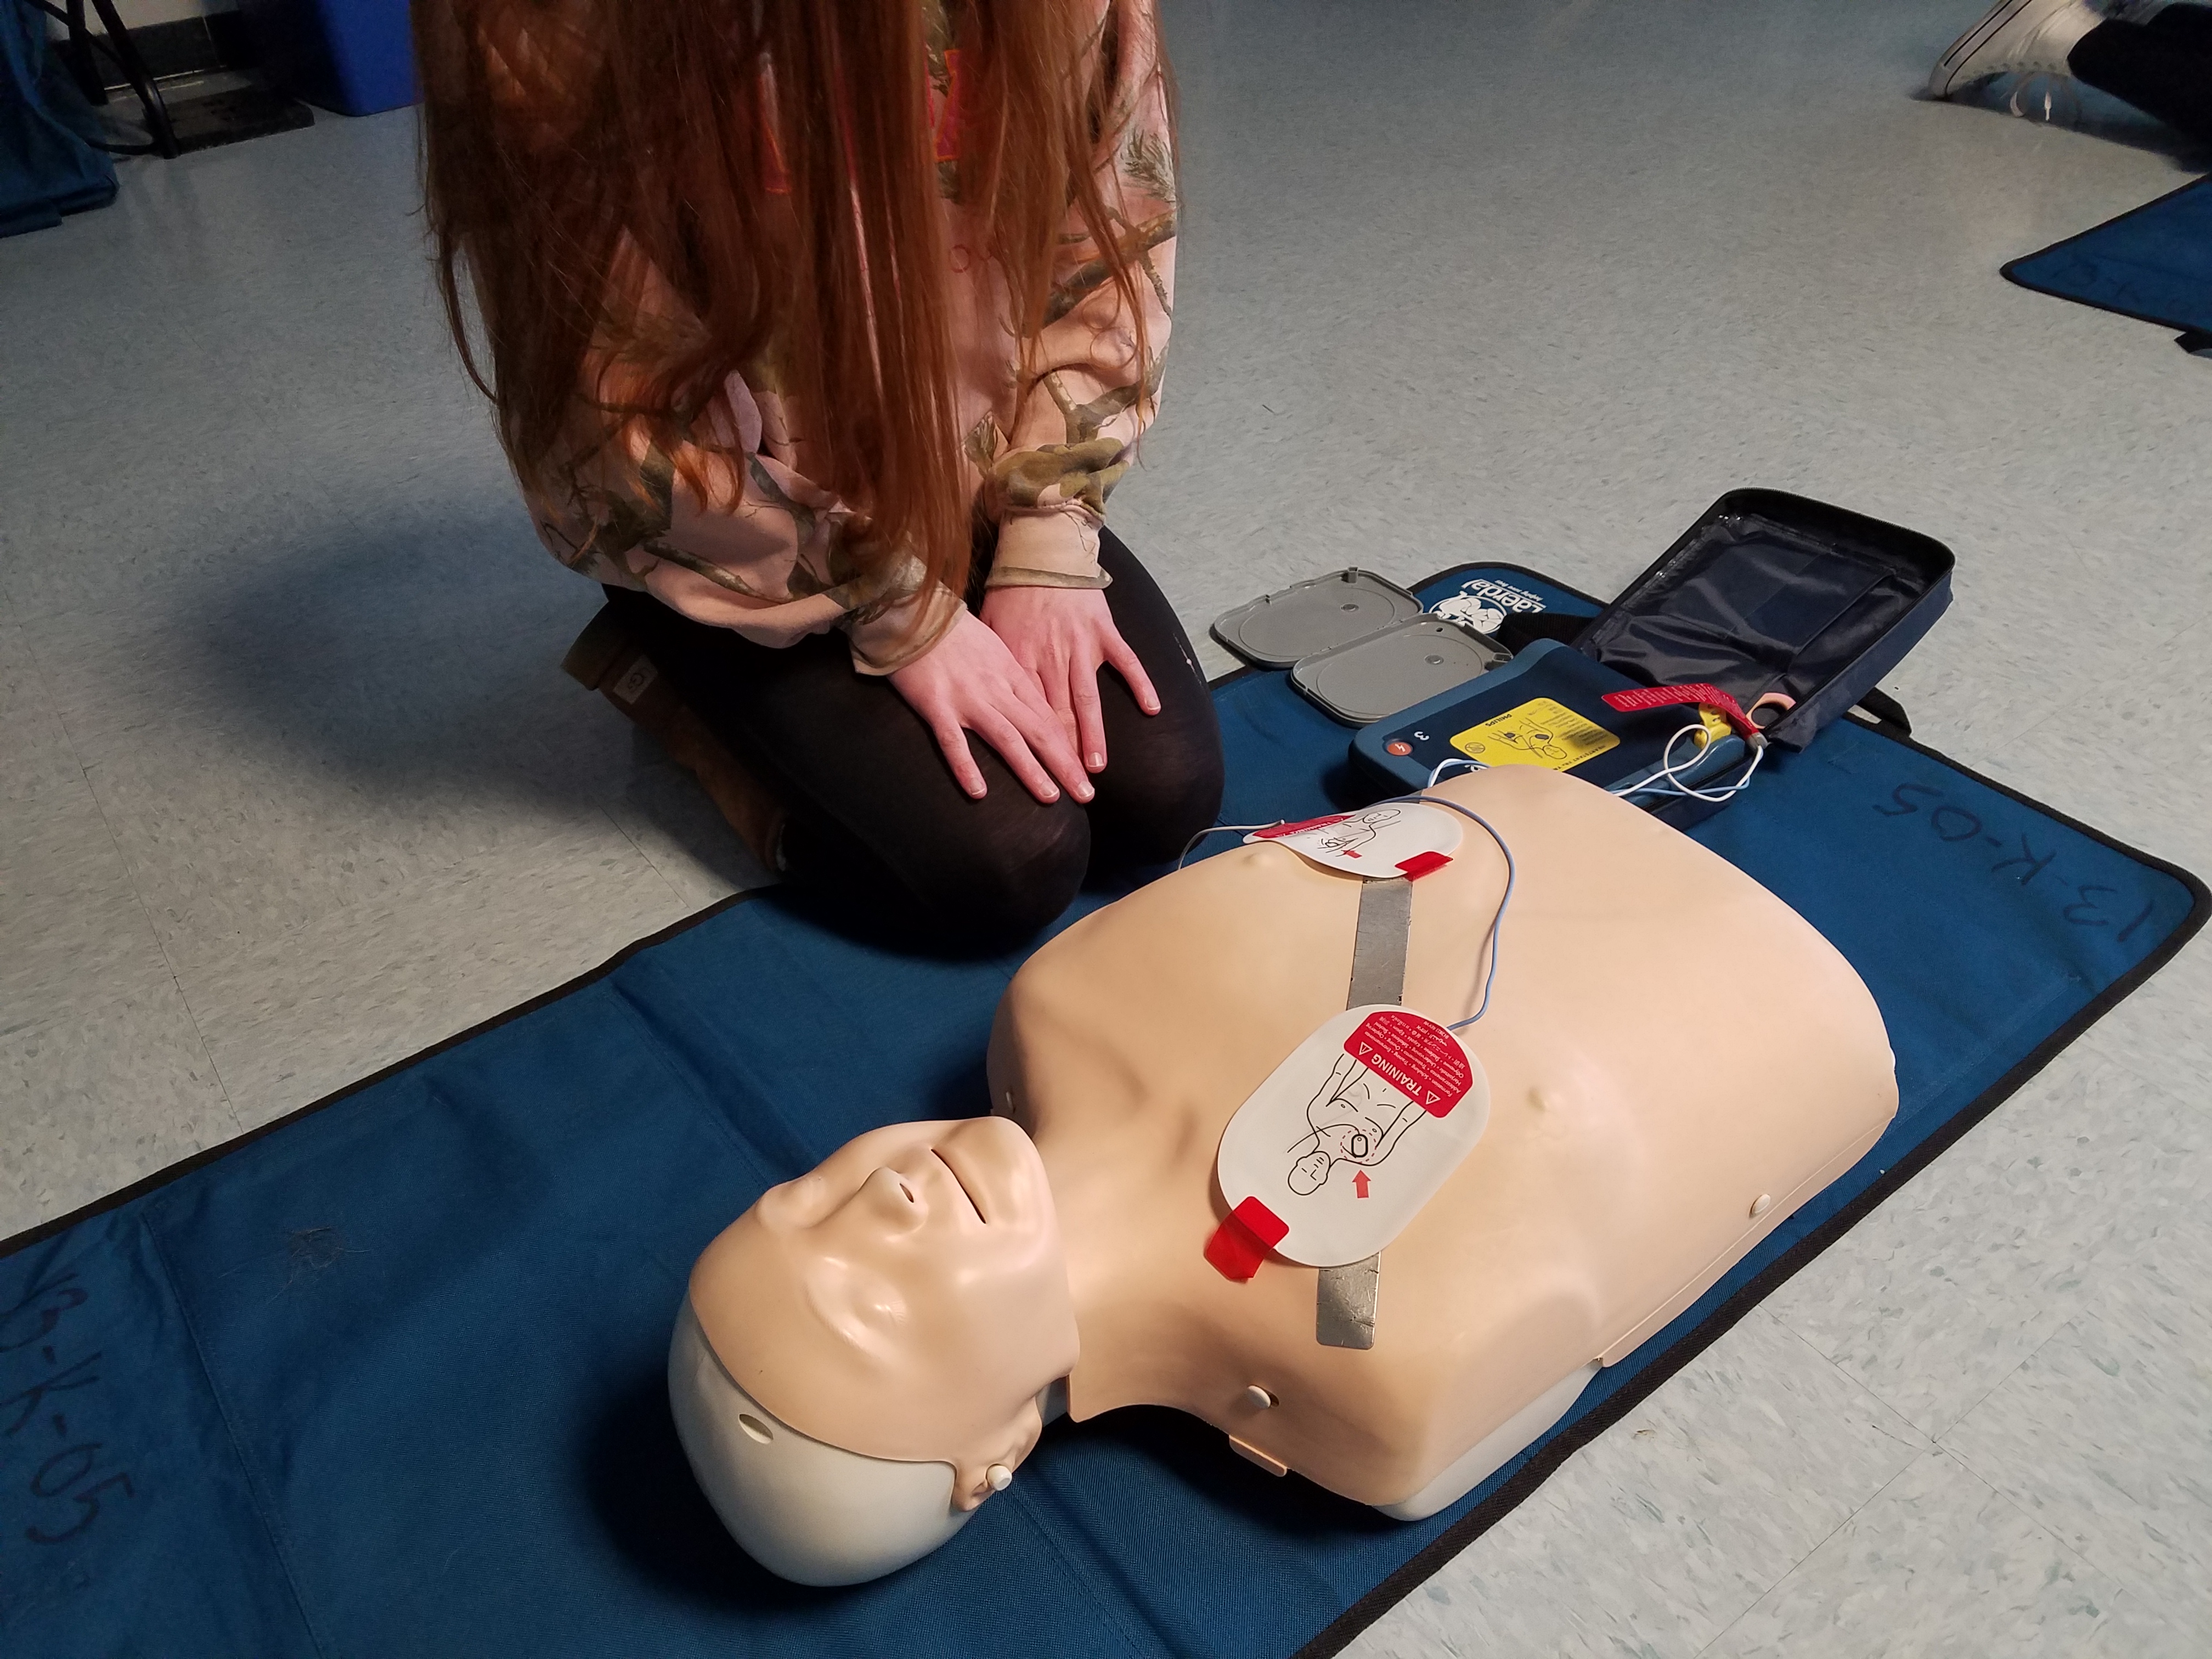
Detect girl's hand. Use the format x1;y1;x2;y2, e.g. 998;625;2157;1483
889;609;1096;804
978;585;1160;775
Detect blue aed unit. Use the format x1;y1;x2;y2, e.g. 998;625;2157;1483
1351;640;1748;809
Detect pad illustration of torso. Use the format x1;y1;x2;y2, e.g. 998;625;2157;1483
1294;1047;1424;1190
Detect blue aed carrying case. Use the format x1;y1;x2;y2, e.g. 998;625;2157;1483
1573;489;1954;752
1350;490;1954;826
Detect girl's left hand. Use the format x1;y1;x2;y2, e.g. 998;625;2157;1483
980;585;1161;774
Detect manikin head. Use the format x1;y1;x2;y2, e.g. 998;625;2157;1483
672;1116;1078;1584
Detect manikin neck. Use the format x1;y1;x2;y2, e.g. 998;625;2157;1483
1041;1154;1201;1421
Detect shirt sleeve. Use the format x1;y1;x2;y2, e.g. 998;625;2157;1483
524;412;898;658
979;0;1176;588
524;249;957;675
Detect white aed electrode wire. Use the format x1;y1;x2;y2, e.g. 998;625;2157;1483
1609;722;1765;805
1174;788;1516;1026
1175;822;1284;870
1182;713;1759;1026
1390;792;1516;1030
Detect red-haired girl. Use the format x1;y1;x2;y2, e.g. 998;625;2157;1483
415;0;1221;942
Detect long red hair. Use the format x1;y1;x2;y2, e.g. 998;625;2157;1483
414;0;1171;615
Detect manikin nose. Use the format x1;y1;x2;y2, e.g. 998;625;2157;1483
862;1164;928;1226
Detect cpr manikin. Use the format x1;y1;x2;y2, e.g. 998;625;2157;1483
670;766;1898;1584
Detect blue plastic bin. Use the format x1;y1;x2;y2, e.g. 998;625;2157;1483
239;0;416;116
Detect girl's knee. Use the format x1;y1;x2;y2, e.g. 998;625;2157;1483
1096;735;1226;867
921;805;1091;945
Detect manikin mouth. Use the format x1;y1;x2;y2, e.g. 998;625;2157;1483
930;1146;989;1224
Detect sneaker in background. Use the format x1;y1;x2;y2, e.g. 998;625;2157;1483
1928;0;2106;97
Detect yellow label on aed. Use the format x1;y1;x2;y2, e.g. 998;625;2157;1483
1449;697;1620;771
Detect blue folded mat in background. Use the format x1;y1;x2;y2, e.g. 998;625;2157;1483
2004;174;2212;339
3;566;2202;1659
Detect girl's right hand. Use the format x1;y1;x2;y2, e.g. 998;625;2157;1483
889;610;1096;805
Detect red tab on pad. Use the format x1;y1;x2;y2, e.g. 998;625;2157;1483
1396;851;1451;880
1345;1010;1474;1116
1233;1195;1288;1245
1600;682;1758;738
1204;1197;1289;1282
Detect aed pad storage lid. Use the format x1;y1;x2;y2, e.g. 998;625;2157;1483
1290;617;1509;726
1210;569;1425;669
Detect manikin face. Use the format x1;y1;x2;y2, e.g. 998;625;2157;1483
689;1117;1079;1509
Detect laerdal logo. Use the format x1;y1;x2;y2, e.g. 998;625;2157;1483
1431;578;1547;636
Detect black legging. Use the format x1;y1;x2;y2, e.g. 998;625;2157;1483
603;528;1224;947
2072;4;2212;145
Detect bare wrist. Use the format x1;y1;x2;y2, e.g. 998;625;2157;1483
983;566;1114;592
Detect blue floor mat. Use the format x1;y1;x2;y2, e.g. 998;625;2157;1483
3;567;2203;1659
2004;174;2212;338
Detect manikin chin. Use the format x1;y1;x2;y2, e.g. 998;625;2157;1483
670;767;1898;1585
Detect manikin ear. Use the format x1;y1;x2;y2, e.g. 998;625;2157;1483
947;1394;1046;1514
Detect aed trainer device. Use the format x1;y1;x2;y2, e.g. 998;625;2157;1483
1351;640;1748;799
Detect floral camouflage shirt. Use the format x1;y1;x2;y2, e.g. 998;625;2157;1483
528;0;1176;675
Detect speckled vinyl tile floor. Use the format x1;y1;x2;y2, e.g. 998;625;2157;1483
2;0;2205;1651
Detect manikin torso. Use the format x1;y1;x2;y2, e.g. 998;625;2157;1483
987;765;1896;1508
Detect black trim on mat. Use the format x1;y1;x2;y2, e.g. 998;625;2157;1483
4;562;2205;1659
1999;175;2212;341
0;894;761;1262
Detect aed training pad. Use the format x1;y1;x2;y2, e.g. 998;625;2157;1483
1211;569;1425;669
1290;616;1508;725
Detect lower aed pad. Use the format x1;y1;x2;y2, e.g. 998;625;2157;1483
1350;639;1746;797
1216;1006;1491;1268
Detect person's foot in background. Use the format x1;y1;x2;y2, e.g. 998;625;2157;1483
1929;0;2106;97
